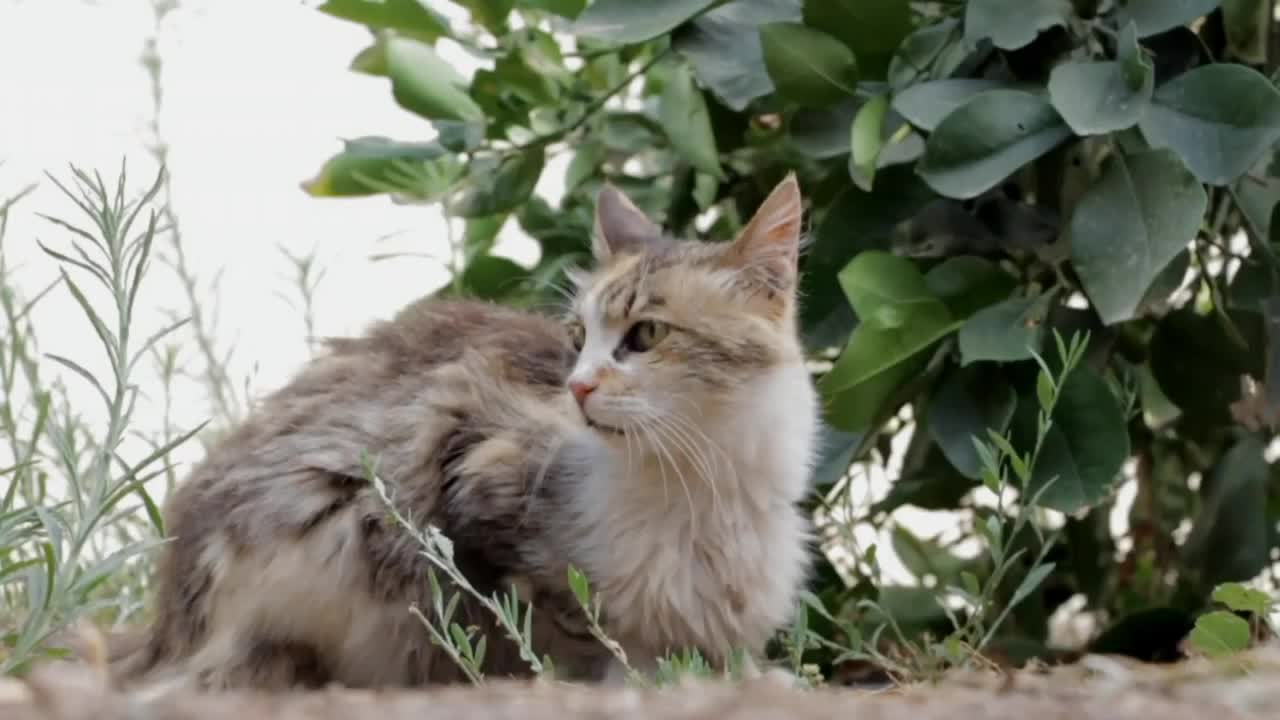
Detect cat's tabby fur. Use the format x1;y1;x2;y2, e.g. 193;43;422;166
109;174;819;691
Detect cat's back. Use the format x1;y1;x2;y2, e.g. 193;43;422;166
325;296;574;393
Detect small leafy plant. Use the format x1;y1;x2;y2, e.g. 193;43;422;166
789;330;1091;682
364;451;553;682
1;164;202;674
1187;582;1278;659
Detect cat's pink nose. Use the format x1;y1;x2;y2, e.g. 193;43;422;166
568;379;597;407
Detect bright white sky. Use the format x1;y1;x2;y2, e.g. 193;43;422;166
0;0;545;440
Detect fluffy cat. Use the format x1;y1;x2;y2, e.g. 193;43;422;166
108;173;820;691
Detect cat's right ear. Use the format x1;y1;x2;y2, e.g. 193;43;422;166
592;184;661;261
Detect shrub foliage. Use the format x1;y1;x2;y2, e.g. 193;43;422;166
303;0;1280;671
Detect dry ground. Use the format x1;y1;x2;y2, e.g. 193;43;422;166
3;641;1278;720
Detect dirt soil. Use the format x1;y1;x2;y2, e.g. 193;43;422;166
4;641;1278;720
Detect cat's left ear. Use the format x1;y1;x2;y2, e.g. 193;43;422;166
593;184;662;262
725;172;803;293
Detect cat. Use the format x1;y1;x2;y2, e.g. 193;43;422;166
107;172;820;692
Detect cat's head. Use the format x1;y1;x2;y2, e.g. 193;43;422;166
563;173;807;437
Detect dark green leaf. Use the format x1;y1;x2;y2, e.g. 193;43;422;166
301;137;450;197
928;365;1017;479
892;78;1011;132
673;0;802;112
957;293;1052;366
964;0;1072;51
1188;611;1251;657
1149;308;1266;426
820;256;954;433
887;17;964;91
453;148;545;217
385;37;486;123
802;0;911;79
821;252;957;394
1118;0;1223;37
917;90;1072;200
1183;434;1270;587
837;251;942;331
519;195;590;258
923;255;1019;319
760;22;859;107
789;100;859;158
318;0;451;42
457;255;529;300
464;215;507;261
1139;63;1280;185
821;307;954;392
1048;22;1154;135
799;166;937;350
1069;149;1206;325
659;63;724;179
435;120;485;152
600;113;664;154
489;49;562;108
570;0;717;45
1015;366;1129;514
565;142;604;192
822;357;921;432
1231;151;1280;249
1223;0;1269;64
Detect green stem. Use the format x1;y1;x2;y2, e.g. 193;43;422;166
512;47;673;152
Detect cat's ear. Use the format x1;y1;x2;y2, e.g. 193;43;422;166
725;172;803;293
593;184;661;261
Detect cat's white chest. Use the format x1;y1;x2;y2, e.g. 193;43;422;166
565;365;817;669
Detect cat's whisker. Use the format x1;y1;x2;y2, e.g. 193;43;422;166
644;410;721;517
650;412;721;517
635;417;698;536
620;416;646;500
628;417;673;512
663;408;739;489
537;277;579;307
662;399;735;490
667;393;708;421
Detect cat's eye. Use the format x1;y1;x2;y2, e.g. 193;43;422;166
620;320;669;354
567;320;585;351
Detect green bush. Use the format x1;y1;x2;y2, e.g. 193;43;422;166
303;0;1280;677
